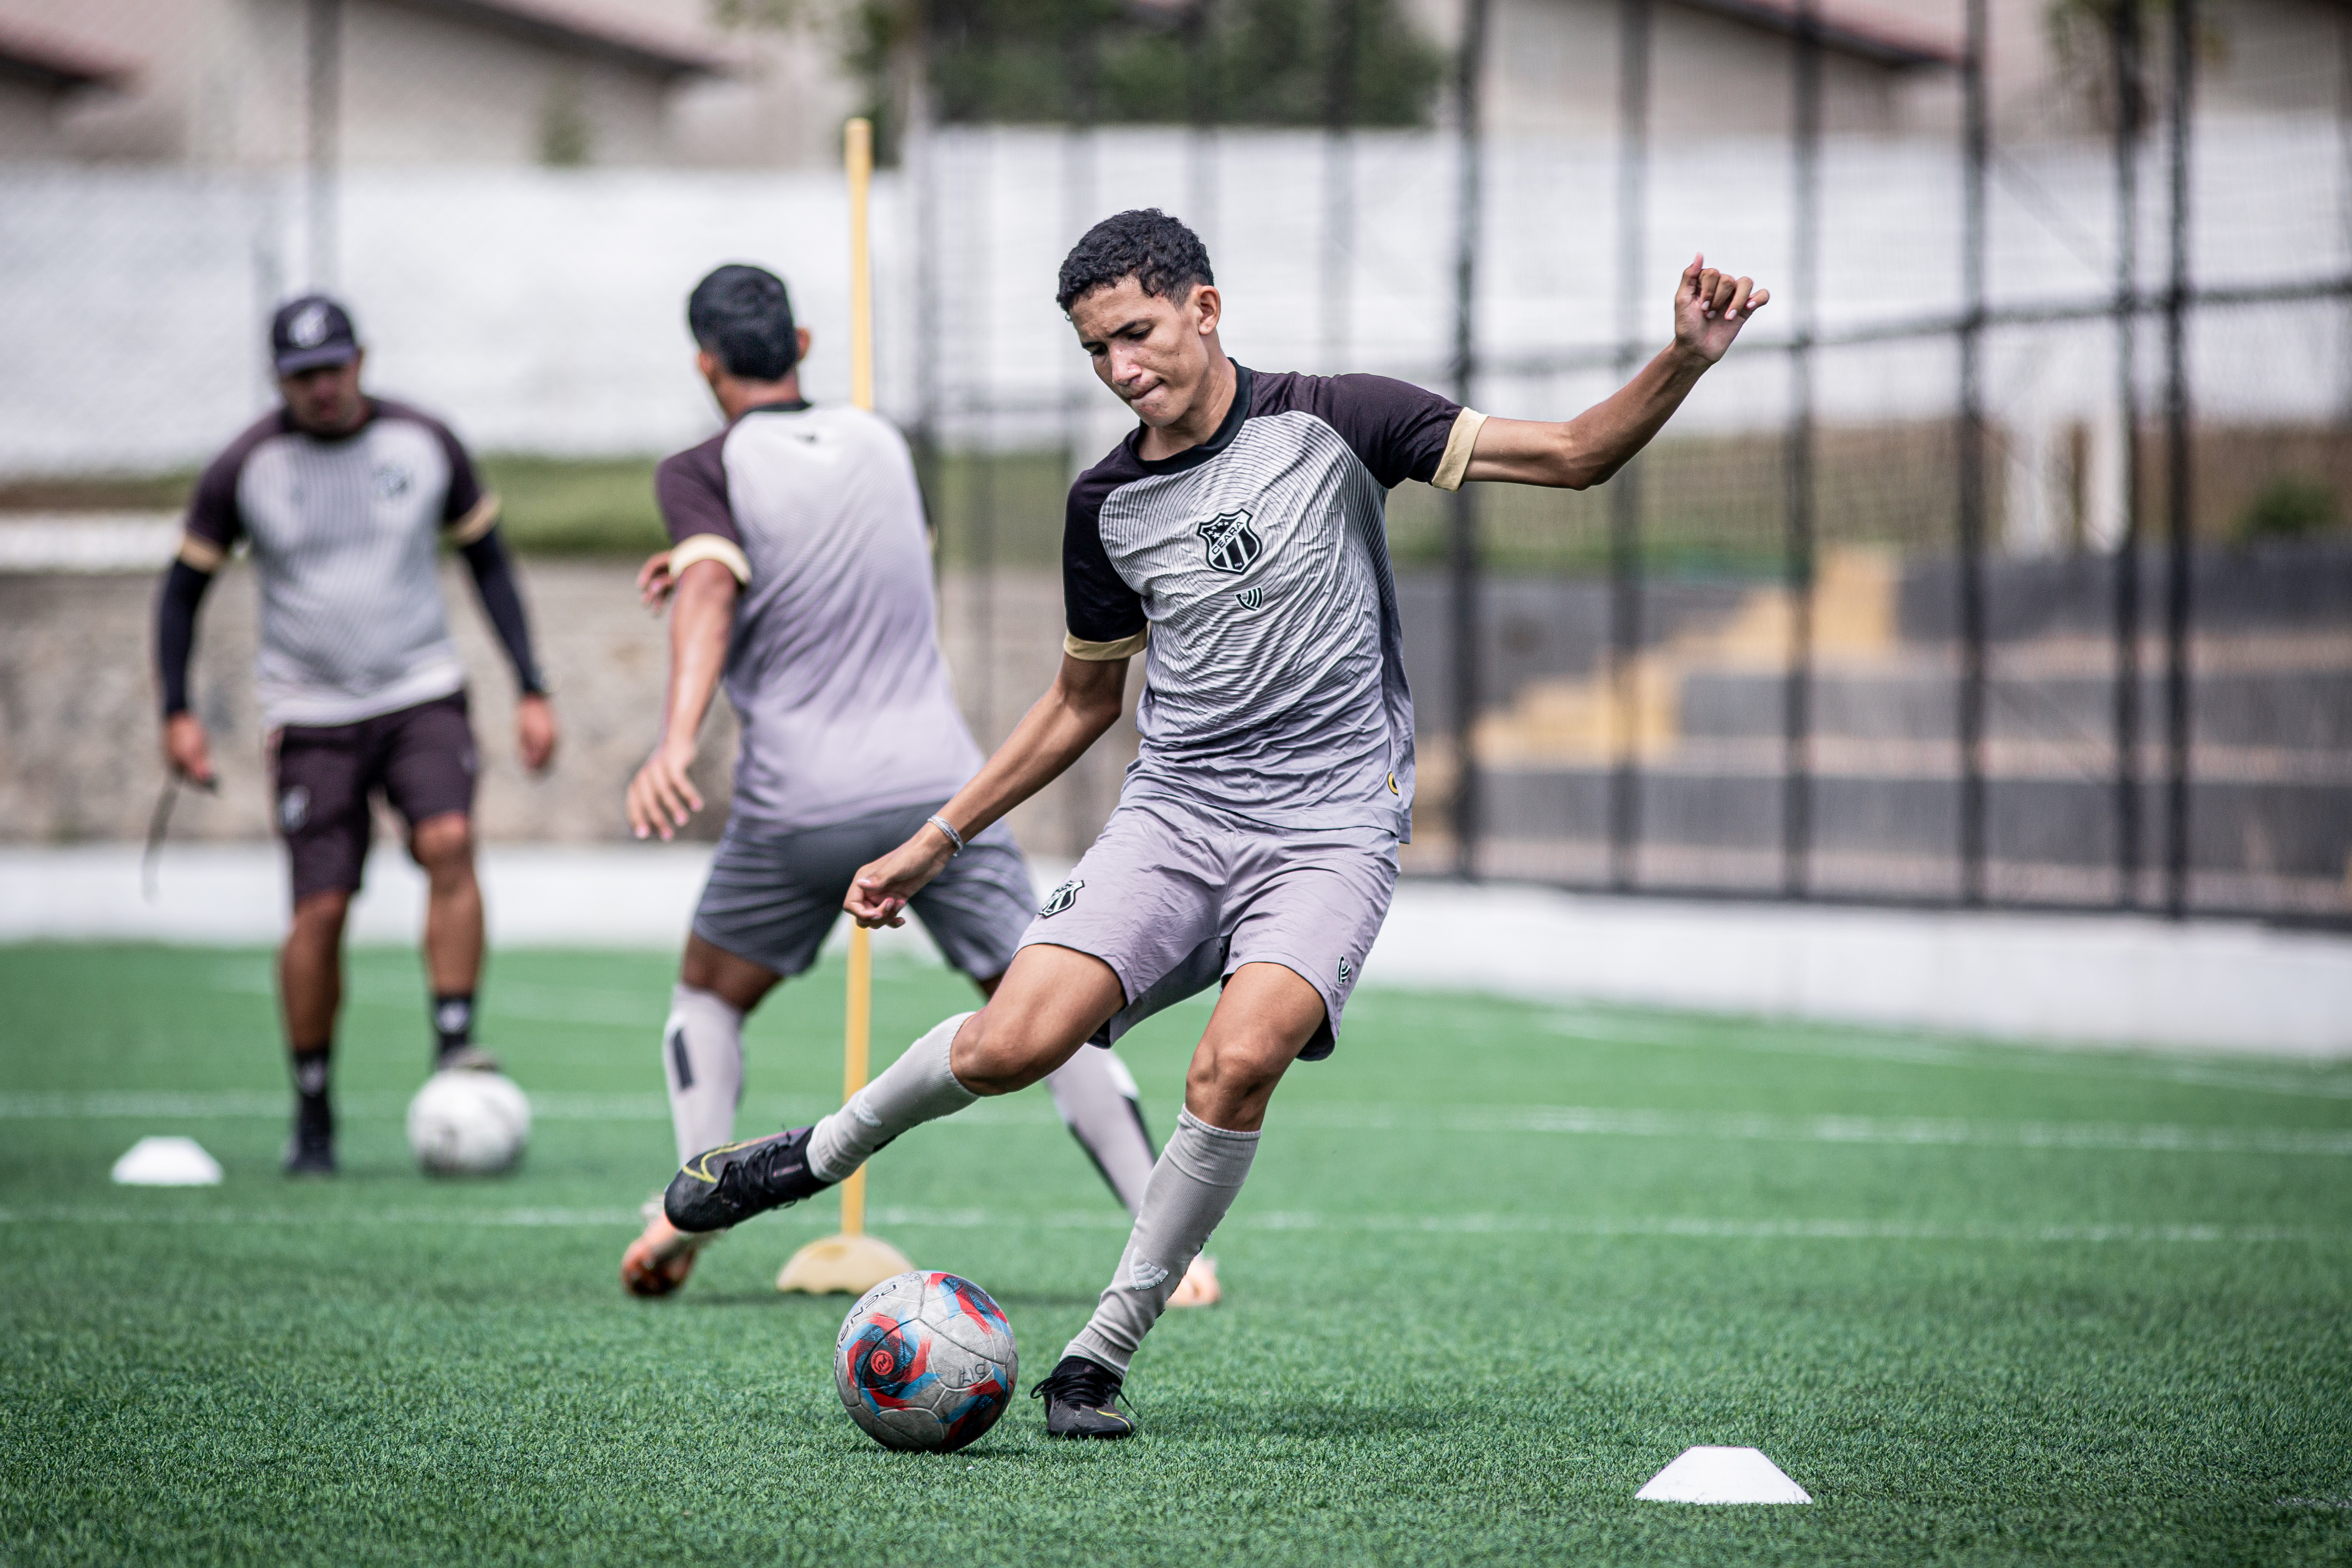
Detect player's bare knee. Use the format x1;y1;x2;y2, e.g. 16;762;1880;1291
409;813;474;881
288;890;351;942
1184;1036;1288;1124
949;1007;1066;1097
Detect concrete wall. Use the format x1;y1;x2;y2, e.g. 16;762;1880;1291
0;560;1134;860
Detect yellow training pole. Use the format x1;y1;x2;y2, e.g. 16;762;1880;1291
775;116;911;1296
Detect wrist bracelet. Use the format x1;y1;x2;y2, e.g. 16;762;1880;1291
926;814;966;857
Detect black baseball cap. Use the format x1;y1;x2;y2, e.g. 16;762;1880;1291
270;294;361;376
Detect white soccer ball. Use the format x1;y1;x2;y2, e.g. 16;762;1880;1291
405;1069;531;1175
835;1271;1018;1453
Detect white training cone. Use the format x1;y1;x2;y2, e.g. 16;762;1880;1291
1635;1446;1812;1504
110;1136;224;1187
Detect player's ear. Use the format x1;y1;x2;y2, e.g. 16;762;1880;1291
795;326;811;363
1190;284;1221;337
695;348;721;385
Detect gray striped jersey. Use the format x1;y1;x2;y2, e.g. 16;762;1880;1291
180;400;498;728
1062;366;1481;841
655;401;983;833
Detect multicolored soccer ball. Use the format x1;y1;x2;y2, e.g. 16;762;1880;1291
834;1271;1018;1452
404;1070;530;1175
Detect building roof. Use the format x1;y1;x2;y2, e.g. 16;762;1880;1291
0;16;135;89
391;0;737;78
1674;0;1962;67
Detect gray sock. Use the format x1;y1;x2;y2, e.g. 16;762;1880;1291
1066;1109;1259;1375
1047;1046;1156;1214
807;1011;978;1183
663;984;745;1165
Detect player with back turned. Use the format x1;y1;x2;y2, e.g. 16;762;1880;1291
657;211;1769;1436
154;294;557;1175
615;264;1218;1303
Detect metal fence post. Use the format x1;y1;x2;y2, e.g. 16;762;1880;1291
1447;0;1491;880
1783;0;1822;899
305;0;340;290
2111;0;2144;908
1610;0;1651;893
1957;0;1990;905
2162;0;2196;917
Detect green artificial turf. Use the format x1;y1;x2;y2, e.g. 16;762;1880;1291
2;944;2349;1566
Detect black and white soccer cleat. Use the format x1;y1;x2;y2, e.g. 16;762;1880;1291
662;1126;833;1233
281;1127;335;1177
1030;1354;1136;1440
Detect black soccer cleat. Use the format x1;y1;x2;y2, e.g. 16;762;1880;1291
434;1044;501;1074
281;1128;335;1177
663;1126;833;1234
1030;1355;1136;1440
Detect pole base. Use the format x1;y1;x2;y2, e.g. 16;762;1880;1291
775;1232;914;1296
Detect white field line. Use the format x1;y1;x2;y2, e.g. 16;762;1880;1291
5;1091;2348;1156
0;1204;2328;1246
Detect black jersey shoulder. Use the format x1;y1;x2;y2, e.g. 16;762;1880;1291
655;427;737;547
1243;369;1463;489
184;409;294;552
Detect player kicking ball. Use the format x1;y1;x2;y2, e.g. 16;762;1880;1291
617;264;1218;1308
662;213;1766;1435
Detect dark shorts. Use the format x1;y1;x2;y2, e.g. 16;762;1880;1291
1018;795;1400;1062
692;800;1035;981
269;690;476;904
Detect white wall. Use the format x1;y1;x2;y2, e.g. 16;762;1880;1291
0;116;2346;477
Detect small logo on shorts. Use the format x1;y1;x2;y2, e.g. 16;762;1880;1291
1235;586;1263;611
1196;509;1262;575
279;785;310;832
1337;955;1354;989
1039;877;1084;918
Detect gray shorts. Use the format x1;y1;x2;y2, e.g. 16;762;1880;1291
1018;796;1400;1061
693;801;1033;981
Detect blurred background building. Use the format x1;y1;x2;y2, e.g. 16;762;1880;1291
1;0;2347;923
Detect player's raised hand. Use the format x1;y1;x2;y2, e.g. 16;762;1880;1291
1674;253;1769;364
626;733;702;841
636;549;677;610
844;831;955;930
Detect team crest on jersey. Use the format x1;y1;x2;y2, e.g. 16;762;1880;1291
1196;509;1262;575
1040;877;1084;918
373;464;411;500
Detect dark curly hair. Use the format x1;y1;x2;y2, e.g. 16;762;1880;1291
1055;210;1215;314
687;263;799;381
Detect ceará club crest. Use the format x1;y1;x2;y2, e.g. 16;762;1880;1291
1196;509;1262;575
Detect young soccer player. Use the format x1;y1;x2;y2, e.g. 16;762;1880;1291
155;294;558;1175
660;213;1768;1433
617;264;1218;1305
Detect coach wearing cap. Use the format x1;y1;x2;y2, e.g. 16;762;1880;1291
153;293;559;1175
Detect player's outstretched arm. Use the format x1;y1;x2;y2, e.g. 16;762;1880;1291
627;558;738;840
1465;253;1769;491
845;654;1128;927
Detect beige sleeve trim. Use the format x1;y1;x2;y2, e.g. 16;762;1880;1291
1064;626;1148;661
177;533;225;573
443;491;502;545
1431;408;1488;492
669;532;752;585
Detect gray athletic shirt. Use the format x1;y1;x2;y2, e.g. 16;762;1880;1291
655;401;983;832
1062;366;1483;841
180;400;499;728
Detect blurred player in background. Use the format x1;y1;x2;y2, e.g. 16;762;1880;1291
153;294;558;1175
616;263;1218;1304
661;212;1769;1437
